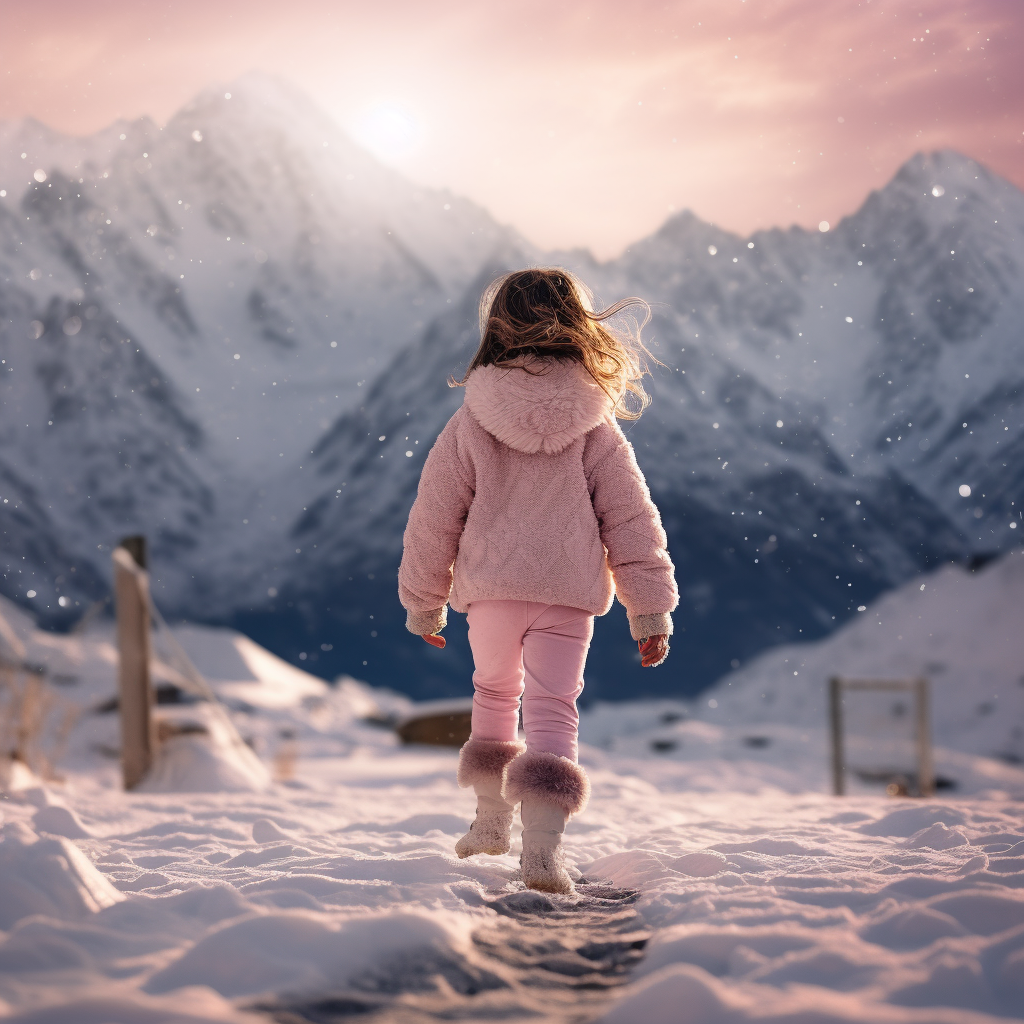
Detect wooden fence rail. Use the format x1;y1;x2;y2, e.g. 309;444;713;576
828;676;934;797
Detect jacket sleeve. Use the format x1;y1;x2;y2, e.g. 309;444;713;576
398;410;475;635
585;422;678;639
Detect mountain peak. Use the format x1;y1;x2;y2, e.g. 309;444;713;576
890;149;1000;194
168;71;361;155
187;71;334;125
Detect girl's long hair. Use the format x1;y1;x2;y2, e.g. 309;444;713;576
454;267;653;420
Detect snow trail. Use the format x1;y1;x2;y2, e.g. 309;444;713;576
256;884;648;1022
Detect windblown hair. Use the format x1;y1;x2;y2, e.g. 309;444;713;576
455;268;653;419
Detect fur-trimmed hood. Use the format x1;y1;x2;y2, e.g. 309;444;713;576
463;359;611;455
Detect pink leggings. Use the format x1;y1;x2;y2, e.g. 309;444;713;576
466;600;593;762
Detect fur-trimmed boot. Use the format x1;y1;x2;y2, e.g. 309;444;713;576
503;750;590;895
454;738;526;858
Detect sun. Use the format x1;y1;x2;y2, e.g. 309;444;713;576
351;103;422;163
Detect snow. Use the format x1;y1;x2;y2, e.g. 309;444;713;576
0;821;123;930
0;564;1023;1023
164;625;328;712
135;720;269;795
592;791;1024;1023
1;749;1022;1022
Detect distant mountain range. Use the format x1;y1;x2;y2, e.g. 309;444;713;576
1;75;1020;699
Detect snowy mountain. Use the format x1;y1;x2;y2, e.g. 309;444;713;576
615;150;1024;536
1;77;1021;700
0;74;525;614
262;151;1023;698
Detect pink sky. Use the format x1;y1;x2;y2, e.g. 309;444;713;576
2;0;1021;257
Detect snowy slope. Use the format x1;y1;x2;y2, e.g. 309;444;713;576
576;549;1024;800
695;548;1024;763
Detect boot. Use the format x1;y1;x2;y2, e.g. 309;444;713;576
454;738;526;858
503;750;590;895
519;798;573;894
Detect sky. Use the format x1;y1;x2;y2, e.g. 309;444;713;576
2;0;1021;258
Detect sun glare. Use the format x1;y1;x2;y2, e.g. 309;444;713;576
352;104;421;162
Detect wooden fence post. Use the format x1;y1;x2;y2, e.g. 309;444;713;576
14;668;45;770
829;676;845;796
915;677;935;797
113;539;154;790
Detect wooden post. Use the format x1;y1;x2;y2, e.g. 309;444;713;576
915;677;935;797
121;535;147;570
829;676;845;796
113;542;154;790
14;669;45;769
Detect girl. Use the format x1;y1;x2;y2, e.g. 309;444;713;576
398;268;677;895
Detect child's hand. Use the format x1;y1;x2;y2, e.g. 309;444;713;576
639;634;669;667
422;633;446;649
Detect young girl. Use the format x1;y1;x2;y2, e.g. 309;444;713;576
398;268;677;894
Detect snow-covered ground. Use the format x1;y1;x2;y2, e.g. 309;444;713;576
1;556;1023;1023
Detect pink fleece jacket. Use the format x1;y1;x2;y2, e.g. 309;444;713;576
398;359;678;640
